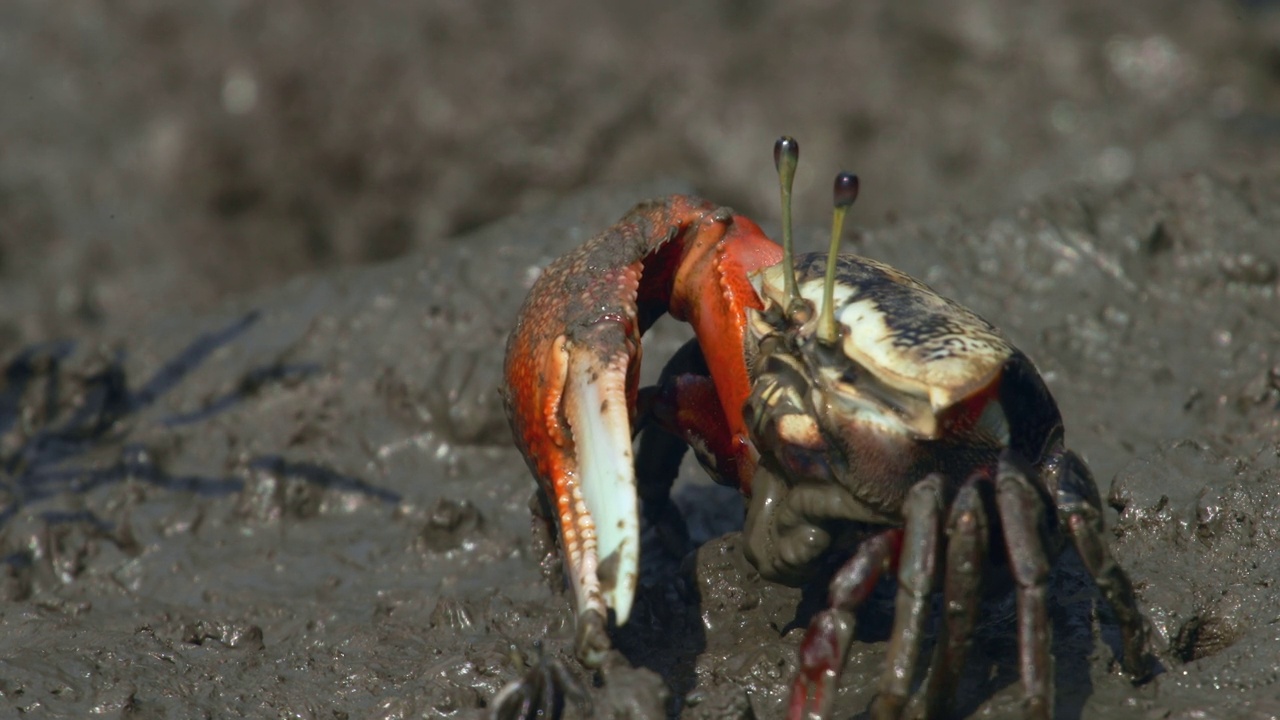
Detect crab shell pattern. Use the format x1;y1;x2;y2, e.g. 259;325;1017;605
738;252;1056;581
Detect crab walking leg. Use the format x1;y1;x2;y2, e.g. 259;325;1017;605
870;474;944;720
918;477;988;719
632;340;709;558
1050;448;1154;679
995;454;1053;720
788;529;903;720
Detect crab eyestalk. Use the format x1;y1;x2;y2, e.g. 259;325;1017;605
817;172;860;345
773;136;800;306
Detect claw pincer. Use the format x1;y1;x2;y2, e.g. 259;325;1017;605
503;195;781;666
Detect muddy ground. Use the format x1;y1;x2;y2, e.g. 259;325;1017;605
3;2;1280;719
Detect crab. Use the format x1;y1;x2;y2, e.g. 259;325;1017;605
501;137;1154;719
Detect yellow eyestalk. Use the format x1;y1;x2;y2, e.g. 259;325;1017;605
818;172;860;345
773;136;800;306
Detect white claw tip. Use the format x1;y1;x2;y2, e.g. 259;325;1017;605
565;347;642;628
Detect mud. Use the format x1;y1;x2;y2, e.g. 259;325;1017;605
4;2;1280;354
3;3;1280;720
0;169;1276;719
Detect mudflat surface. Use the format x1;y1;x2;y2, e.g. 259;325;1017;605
3;3;1280;720
2;173;1279;719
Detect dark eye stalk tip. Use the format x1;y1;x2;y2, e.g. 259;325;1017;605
834;172;859;209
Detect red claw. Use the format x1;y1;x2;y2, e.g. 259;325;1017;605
502;195;782;665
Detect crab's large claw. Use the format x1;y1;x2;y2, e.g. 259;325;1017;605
509;318;642;667
503;196;782;666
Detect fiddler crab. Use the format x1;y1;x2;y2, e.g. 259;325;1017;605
501;138;1154;719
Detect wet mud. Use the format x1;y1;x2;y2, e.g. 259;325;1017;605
1;169;1278;719
4;3;1280;719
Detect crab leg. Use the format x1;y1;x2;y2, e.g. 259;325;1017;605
995;453;1053;720
1048;447;1155;679
503;195;782;666
919;477;988;718
632;340;710;557
789;528;904;720
870;474;945;719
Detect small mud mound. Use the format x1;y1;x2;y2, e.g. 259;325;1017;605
1111;440;1280;707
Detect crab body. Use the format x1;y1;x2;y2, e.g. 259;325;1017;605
739;252;1060;585
502;169;1152;718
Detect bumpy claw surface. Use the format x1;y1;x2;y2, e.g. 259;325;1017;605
502;195;782;665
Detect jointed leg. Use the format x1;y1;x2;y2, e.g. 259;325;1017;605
918;477;989;719
871;474;946;719
633;339;709;557
789;529;904;720
995;453;1053;720
1051;448;1154;679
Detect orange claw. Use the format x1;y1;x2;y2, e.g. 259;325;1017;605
503;195;783;666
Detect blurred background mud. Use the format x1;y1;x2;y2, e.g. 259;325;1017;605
2;0;1279;350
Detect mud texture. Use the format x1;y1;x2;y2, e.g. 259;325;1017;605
4;2;1280;353
3;3;1280;720
1;170;1278;719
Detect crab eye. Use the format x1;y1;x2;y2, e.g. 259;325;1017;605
839;366;858;385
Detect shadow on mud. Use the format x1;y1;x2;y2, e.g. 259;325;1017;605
0;311;399;542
